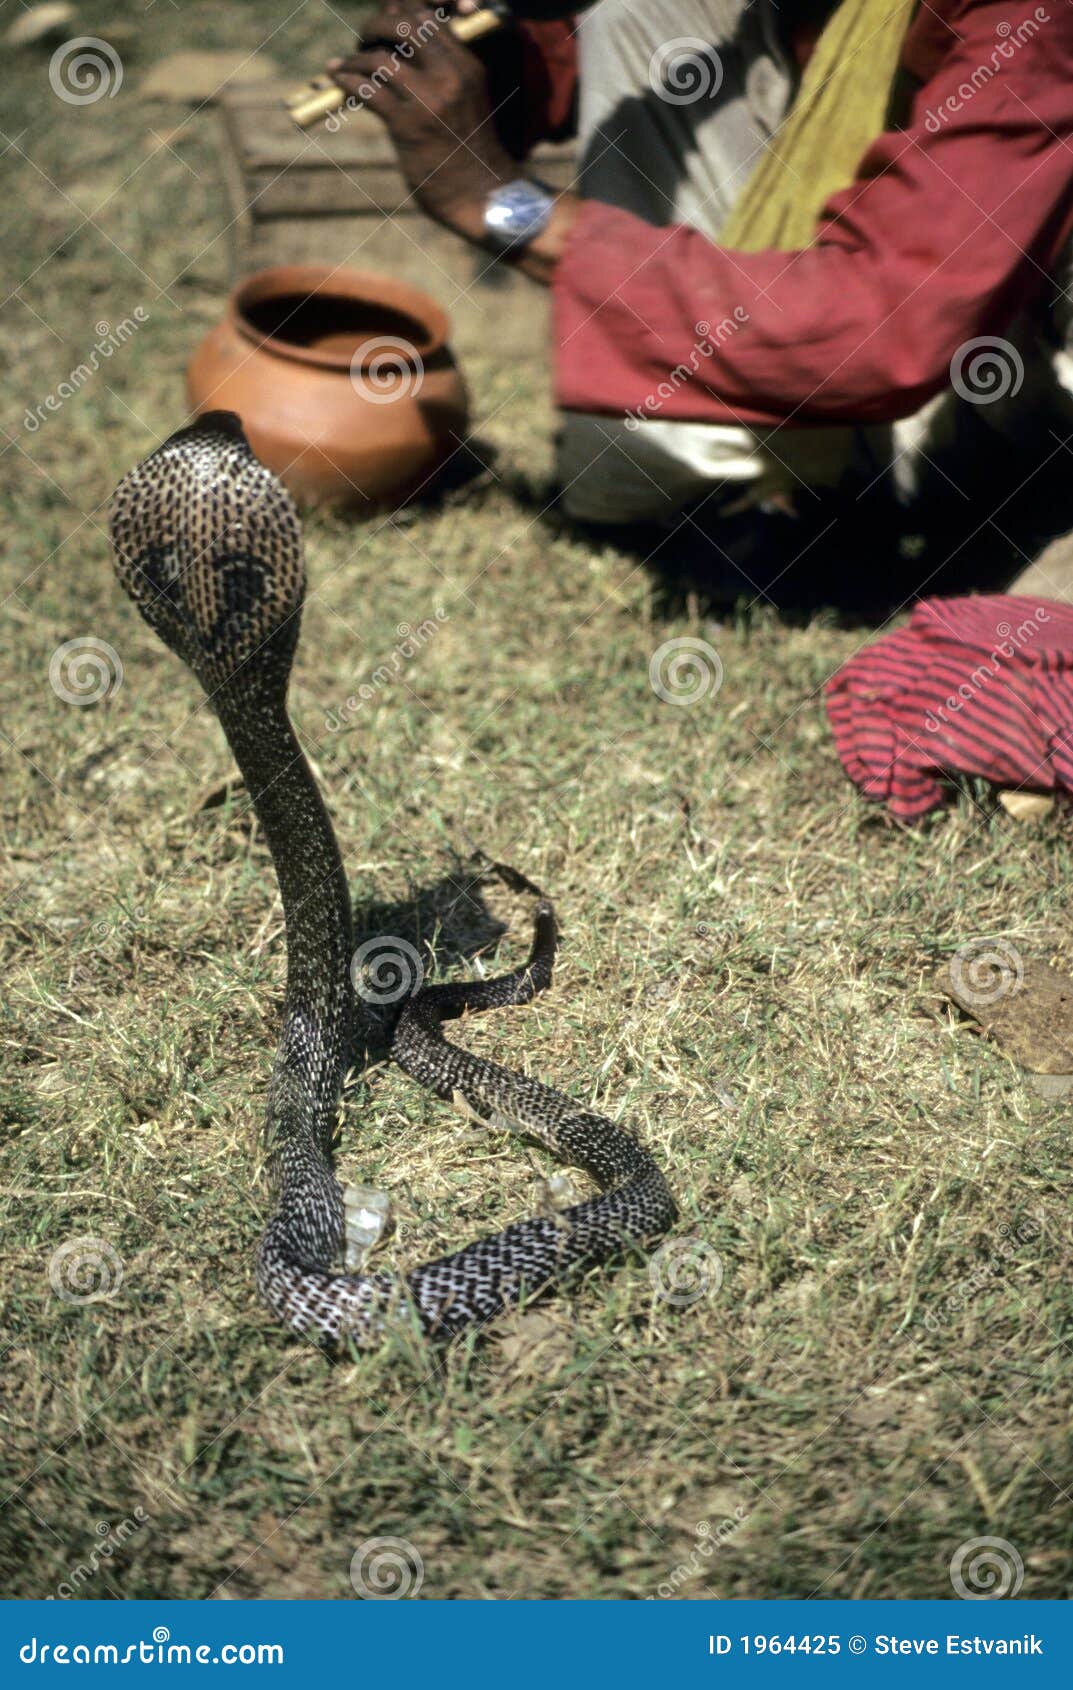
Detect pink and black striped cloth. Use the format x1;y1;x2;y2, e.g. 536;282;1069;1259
824;596;1073;821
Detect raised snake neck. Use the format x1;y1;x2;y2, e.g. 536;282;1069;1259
109;412;677;1348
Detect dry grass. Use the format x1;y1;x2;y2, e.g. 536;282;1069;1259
2;0;1072;1602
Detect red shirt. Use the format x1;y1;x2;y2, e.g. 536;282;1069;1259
520;3;1073;426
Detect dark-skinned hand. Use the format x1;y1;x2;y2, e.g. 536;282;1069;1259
327;3;516;241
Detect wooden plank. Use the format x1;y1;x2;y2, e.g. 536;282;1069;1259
223;81;398;171
220;83;576;221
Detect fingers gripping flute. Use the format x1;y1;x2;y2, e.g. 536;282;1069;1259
286;5;510;129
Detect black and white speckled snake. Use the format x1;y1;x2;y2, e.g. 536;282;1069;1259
109;413;677;1347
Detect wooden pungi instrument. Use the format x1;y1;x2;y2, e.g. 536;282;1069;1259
286;6;510;130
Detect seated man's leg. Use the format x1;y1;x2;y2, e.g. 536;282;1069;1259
885;314;1073;514
557;412;855;527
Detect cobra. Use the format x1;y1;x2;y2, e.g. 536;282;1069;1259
109;413;678;1347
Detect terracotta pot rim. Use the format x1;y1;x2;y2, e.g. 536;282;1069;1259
228;264;450;374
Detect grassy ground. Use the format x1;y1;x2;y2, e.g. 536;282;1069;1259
2;0;1072;1602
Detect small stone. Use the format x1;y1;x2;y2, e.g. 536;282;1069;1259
1027;1072;1073;1101
998;790;1055;823
6;4;74;47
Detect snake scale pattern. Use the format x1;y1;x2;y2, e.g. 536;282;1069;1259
109;413;677;1347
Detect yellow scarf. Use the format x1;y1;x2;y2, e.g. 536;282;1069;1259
718;0;918;252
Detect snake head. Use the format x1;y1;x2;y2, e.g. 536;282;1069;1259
109;412;305;698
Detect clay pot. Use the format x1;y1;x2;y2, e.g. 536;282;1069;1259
186;265;468;509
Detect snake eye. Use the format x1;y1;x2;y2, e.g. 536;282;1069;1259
110;413;306;689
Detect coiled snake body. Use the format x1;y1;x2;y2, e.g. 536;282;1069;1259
109;414;677;1347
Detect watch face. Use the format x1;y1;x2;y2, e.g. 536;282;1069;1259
486;181;554;247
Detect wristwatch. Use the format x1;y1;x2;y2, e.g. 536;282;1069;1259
483;179;556;251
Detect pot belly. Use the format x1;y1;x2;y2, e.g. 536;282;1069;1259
186;320;469;509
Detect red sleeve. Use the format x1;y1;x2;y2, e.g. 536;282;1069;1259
553;0;1073;427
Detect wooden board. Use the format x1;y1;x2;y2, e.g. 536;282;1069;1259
221;82;576;215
